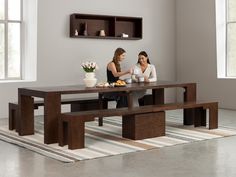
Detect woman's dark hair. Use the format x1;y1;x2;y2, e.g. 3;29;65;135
138;51;151;64
112;48;126;72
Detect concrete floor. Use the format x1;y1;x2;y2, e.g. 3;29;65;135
1;109;236;177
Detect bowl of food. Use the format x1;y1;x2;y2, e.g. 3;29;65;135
96;82;110;88
114;80;126;87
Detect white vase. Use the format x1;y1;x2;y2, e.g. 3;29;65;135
83;72;97;87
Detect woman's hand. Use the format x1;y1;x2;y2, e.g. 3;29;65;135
128;68;133;74
125;68;133;75
144;76;149;82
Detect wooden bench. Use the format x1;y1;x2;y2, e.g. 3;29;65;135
59;101;218;149
59;107;165;149
155;101;218;128
8;97;103;132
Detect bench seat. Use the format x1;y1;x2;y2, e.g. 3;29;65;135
59;100;218;149
63;101;218;129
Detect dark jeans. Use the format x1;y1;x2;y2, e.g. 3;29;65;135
103;92;128;108
138;94;153;106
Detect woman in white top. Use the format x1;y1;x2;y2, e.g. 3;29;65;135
133;51;157;82
132;51;157;106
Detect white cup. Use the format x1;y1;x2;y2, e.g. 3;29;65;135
138;76;144;82
131;75;137;82
133;68;140;75
125;78;132;84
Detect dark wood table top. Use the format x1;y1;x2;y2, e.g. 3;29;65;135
19;81;196;95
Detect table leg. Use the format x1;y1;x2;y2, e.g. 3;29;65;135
98;93;106;126
18;92;34;136
44;93;61;144
184;84;196;125
127;91;133;108
152;88;164;105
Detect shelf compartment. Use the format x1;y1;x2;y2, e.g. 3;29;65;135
70;13;142;40
115;17;142;39
70;14;115;38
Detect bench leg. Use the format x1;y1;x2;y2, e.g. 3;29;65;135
122;112;165;140
9;103;19;131
68;119;85;150
58;120;68;147
18;95;34;136
59;118;86;149
194;107;206;127
209;103;218;129
183;84;196;125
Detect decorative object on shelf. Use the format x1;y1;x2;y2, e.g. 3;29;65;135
83;22;88;36
81;61;98;87
121;33;129;38
75;29;78;36
99;30;106;36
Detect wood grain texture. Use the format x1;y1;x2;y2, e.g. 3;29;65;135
122;112;165;140
17;82;208;145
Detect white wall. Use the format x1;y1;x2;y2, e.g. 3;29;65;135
0;0;176;118
176;0;236;109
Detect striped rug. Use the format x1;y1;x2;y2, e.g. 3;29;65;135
0;110;236;163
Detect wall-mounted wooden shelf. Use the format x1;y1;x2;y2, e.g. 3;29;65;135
70;13;142;40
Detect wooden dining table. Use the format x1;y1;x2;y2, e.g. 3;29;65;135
18;81;196;144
